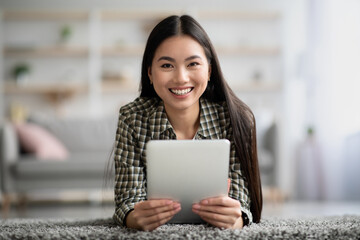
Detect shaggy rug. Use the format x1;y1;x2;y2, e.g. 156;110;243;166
1;215;359;239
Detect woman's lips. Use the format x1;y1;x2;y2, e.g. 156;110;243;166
169;87;194;96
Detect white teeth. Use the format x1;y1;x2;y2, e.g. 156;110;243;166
170;88;192;95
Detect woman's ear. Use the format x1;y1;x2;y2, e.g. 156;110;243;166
148;67;153;84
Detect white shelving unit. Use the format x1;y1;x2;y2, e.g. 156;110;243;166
1;8;283;117
0;5;292;197
2;10;90;108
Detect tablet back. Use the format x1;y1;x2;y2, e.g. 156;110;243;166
146;139;230;223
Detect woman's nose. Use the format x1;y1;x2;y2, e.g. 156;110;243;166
174;67;189;84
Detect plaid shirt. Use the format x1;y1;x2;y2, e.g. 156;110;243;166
113;97;252;225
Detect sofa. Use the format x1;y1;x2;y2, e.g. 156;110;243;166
0;115;118;214
0;112;277;214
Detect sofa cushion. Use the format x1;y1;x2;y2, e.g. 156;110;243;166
15;123;69;160
12;152;112;178
29;116;117;153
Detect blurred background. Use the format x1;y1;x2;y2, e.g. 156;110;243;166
1;0;359;219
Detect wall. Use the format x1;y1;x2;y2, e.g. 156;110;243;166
304;0;360;200
0;0;308;198
0;1;289;119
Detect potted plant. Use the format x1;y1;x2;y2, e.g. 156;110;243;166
12;63;31;85
59;25;72;45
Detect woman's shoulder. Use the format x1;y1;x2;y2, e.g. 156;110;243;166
119;97;160;119
200;98;229;116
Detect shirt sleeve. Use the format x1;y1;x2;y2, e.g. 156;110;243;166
113;114;147;226
227;137;253;224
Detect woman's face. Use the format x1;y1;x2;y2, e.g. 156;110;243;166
148;35;211;114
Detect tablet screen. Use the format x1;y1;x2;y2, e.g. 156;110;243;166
146;139;230;223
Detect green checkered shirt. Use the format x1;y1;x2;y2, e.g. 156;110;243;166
113;97;252;225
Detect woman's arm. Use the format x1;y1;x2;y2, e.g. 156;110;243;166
113;116;146;225
113;114;180;230
227;140;253;224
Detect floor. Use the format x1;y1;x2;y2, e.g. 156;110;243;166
262;201;360;218
2;200;360;220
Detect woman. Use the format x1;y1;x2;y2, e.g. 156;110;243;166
113;15;262;231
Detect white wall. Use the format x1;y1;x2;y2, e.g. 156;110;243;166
306;0;360;200
0;0;288;10
0;0;308;199
277;0;308;198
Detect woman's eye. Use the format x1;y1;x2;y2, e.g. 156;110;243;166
188;62;200;67
161;63;173;68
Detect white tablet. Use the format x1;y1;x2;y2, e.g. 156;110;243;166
146;139;230;224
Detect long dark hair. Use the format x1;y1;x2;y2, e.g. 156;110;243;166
140;15;262;223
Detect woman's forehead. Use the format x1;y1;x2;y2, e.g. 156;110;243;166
153;35;207;61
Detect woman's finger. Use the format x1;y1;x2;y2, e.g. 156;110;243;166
131;199;181;231
142;205;181;229
135;199;173;210
193;207;237;225
192;196;244;229
200;196;240;207
193;204;239;217
140;202;180;218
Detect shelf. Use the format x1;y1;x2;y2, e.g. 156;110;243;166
102;45;279;57
198;10;281;20
100;10;280;21
4;82;88;103
100;79;281;94
4;45;279;58
3;10;89;21
216;46;280;56
231;81;282;92
102;46;144;57
101;80;139;94
101;10;184;21
4;46;89;58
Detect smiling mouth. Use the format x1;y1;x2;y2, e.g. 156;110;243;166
169;87;193;96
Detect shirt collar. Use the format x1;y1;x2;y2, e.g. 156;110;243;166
149;100;175;139
149;97;222;140
196;98;222;139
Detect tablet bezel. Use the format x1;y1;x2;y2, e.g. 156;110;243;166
146;139;230;223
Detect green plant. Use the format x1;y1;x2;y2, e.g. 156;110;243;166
307;126;314;136
12;63;30;78
60;25;72;42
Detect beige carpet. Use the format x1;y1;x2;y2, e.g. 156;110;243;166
1;215;359;239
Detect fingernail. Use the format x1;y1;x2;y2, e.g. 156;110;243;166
192;204;200;209
192;208;199;213
173;203;181;209
202;200;208;205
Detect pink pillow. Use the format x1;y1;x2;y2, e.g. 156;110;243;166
15;123;69;160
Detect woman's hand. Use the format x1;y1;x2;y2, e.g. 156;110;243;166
192;196;243;229
126;199;181;231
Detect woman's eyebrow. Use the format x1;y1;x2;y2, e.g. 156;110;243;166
157;56;175;62
185;55;202;61
157;55;202;62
